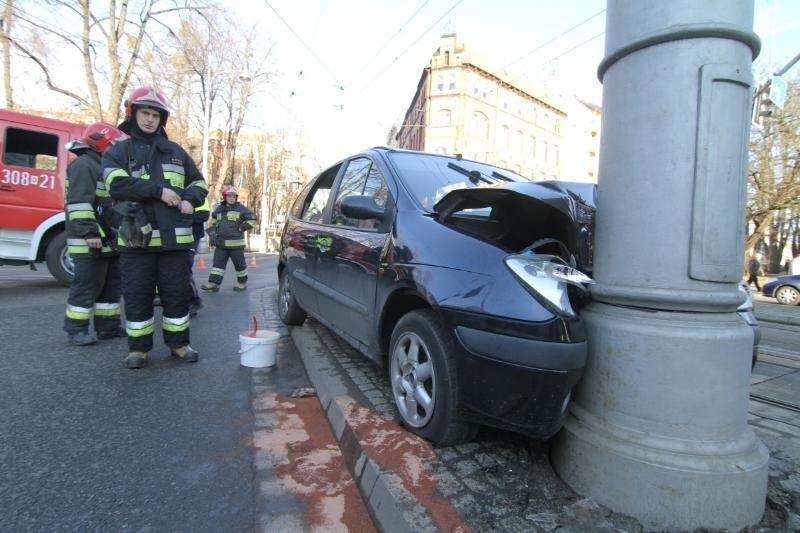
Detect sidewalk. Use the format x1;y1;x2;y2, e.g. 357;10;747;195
258;284;800;532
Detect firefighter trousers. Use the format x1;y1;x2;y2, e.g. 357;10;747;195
119;250;191;352
207;247;248;285
64;256;122;335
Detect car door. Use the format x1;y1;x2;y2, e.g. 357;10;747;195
282;164;341;317
314;156;392;348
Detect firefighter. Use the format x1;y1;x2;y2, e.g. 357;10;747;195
202;185;255;292
63;122;128;345
102;86;208;369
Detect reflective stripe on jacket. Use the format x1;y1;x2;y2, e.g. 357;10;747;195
102;132;207;252
64;151;117;258
208;201;255;249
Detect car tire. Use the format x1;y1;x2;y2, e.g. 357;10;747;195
774;285;800;306
278;269;307;325
389;309;478;445
45;232;74;286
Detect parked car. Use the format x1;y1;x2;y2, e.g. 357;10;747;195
277;147;595;445
762;274;800;306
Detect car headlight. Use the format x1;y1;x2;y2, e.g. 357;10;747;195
505;253;595;317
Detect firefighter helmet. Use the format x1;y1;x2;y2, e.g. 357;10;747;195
124;85;170;125
80;122;127;153
223;185;239;197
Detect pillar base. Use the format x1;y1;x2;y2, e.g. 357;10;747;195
552;303;769;531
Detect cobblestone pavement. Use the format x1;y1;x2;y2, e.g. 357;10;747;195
259;284;800;532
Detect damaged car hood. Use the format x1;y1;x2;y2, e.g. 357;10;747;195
433;181;592;224
432;181;596;274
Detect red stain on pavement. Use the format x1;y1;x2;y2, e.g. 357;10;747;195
337;396;472;533
253;392;376;532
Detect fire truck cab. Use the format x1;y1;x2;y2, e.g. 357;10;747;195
0;109;84;284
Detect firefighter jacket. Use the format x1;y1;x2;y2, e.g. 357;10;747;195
102;131;207;252
65;150;118;258
208;201;255;249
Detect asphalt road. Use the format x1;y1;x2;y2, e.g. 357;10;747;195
0;257;269;531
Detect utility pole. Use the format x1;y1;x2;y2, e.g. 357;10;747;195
552;1;768;530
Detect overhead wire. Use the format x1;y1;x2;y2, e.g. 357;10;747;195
344;0;431;89
261;0;343;88
510;30;605;86
504;8;605;71
351;0;464;99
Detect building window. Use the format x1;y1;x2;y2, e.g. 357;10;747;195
502;125;510;147
554;144;559;165
515;130;523;152
436;75;444;92
445;51;450;66
530;136;536;156
554;119;561;134
543;140;548;162
472;111;490;140
438;108;452;126
448;75;456;91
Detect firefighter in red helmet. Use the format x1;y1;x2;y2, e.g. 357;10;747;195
63;122;129;345
102;85;208;369
202;185;256;292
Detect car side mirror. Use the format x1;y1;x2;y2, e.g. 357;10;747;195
340;195;385;221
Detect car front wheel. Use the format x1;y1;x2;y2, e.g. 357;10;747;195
278;269;307;325
775;285;800;306
388;309;478;445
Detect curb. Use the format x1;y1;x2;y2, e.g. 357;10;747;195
290;324;425;533
753;299;800;327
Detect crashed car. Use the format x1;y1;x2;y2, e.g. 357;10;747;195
277;147;595;445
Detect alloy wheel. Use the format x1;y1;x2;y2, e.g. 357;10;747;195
390;331;436;428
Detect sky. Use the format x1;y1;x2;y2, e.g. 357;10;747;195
233;0;800;170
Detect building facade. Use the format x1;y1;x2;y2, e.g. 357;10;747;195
395;34;600;182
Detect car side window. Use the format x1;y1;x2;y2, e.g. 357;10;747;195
300;164;340;223
332;157;387;230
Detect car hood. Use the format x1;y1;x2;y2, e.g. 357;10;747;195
433;181;585;218
432;181;595;274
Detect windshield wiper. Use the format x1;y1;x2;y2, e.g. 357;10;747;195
491;170;515;182
447;162;494;185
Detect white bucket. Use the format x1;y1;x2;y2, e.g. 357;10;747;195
239;330;280;368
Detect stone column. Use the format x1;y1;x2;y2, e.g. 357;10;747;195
551;1;769;530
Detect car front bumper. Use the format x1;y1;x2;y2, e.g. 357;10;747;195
451;322;587;439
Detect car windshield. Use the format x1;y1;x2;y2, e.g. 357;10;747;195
387;151;531;212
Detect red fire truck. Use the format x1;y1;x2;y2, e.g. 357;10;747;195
0;109;85;284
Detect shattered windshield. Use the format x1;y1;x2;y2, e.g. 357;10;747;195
387;151;530;212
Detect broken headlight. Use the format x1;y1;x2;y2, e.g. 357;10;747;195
505;253;595;317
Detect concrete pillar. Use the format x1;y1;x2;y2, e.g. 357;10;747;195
551;1;769;530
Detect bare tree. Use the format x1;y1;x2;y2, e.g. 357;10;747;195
3;0;212;122
1;0;15;108
747;79;800;272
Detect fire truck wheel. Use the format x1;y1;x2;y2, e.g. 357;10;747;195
45;232;74;286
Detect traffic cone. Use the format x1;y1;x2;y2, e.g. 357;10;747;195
249;254;258;269
196;254;207;270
